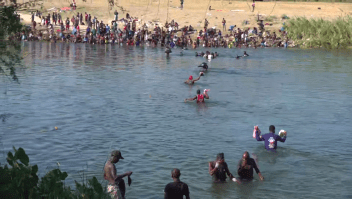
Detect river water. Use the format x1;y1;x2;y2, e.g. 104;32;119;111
1;42;352;198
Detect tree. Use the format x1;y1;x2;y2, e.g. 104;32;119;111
0;4;23;82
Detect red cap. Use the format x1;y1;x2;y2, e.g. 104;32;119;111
189;75;193;80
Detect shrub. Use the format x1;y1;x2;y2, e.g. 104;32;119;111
284;16;352;49
0;147;109;199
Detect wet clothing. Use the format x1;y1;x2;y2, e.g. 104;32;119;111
237;158;260;180
197;94;204;103
256;132;286;152
107;184;121;199
211;162;232;182
164;180;190;199
215;163;228;182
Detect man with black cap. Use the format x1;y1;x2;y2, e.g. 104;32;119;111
104;150;133;199
164;168;190;199
208;153;240;183
255;125;286;152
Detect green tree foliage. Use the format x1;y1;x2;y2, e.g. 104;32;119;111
284;16;352;49
1;147;39;198
0;5;23;82
0;147;110;199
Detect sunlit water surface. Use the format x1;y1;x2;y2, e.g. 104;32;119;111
1;42;352;198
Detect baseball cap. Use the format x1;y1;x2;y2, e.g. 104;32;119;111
111;150;124;159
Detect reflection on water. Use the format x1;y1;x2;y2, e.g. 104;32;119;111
1;42;352;198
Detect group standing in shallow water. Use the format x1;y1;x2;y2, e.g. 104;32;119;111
104;124;287;198
102;50;288;199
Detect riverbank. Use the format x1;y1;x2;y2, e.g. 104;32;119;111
17;1;352;33
13;1;352;48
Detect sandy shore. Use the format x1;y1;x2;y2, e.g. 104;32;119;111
17;0;352;34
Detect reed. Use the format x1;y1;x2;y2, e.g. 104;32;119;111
284;16;352;49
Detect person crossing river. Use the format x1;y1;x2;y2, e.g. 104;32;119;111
184;89;209;103
184;72;204;85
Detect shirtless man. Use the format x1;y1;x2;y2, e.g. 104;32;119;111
104;150;133;199
184;72;203;85
208;153;240;183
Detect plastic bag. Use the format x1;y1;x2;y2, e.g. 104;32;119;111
252;126;261;138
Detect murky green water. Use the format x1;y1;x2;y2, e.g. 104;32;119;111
1;42;352;198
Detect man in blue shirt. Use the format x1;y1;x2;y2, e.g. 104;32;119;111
255;125;286;152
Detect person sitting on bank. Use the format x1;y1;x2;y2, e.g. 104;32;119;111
164;168;190;199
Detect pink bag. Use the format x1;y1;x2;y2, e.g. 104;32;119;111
252;126;261;138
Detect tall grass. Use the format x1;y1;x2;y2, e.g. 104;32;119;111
284;16;352;49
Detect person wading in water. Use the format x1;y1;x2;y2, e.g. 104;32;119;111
237;151;264;181
208;153;240;183
164;168;190;199
184;89;209;103
184;72;204;85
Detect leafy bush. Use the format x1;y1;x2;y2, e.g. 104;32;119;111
0;147;110;199
284;16;352;49
0;147;38;198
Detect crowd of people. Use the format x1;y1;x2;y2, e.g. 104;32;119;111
14;6;292;199
16;9;292;49
104;125;287;198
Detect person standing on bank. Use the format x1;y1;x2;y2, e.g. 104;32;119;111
252;0;255;12
164;168;190;199
222;18;226;31
104;150;133;199
255;125;286;152
114;10;119;21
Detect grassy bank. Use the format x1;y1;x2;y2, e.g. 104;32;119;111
284;16;352;49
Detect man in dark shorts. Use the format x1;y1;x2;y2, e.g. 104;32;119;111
237;151;264;181
255;125;286;152
208;153;240;183
164;168;190;199
104;150;133;199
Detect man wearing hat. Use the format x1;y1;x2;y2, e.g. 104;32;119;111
104;150;133;199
